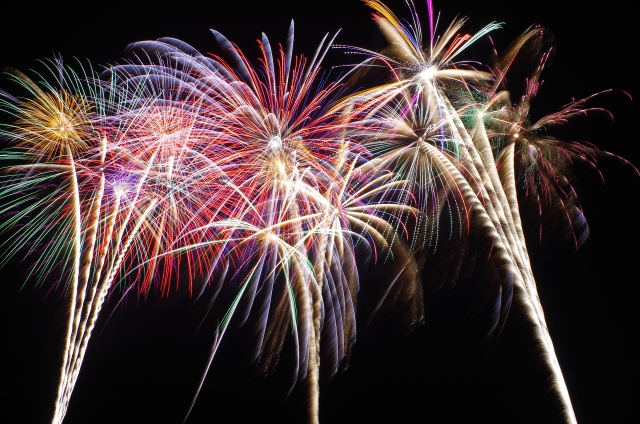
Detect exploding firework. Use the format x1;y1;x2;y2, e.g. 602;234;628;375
0;1;637;423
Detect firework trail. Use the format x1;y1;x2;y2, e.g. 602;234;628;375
118;25;421;423
333;1;618;422
0;59;226;422
0;61;189;423
0;1;631;423
1;23;415;423
0;62;111;423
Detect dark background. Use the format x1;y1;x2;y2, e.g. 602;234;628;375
1;0;638;423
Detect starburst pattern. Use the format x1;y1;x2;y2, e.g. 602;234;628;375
1;2;634;424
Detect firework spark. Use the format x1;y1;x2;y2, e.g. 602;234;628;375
0;2;633;423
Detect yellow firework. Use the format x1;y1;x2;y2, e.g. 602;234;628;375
7;69;93;159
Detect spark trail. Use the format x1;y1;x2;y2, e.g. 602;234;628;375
0;2;631;423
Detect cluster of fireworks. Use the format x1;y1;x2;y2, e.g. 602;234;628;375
1;1;626;422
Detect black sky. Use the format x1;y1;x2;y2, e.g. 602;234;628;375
1;1;638;423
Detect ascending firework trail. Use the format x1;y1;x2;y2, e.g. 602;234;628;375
1;1;632;423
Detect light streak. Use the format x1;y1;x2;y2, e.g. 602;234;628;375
1;2;634;423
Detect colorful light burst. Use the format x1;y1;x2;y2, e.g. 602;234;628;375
1;2;635;423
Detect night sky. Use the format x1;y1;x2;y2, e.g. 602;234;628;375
1;1;638;423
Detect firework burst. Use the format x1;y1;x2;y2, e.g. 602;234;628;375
0;2;635;423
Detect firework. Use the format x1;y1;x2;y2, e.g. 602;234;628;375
333;1;634;421
0;1;634;423
119;27;422;423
